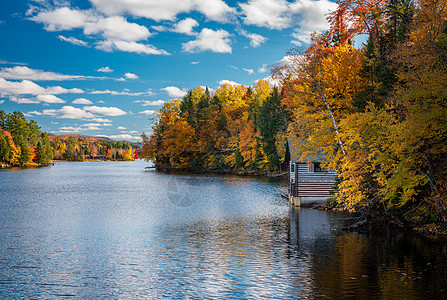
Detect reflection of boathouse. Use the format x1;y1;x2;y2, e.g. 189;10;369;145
287;139;336;207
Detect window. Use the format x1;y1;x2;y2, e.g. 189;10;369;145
290;163;295;172
314;162;325;173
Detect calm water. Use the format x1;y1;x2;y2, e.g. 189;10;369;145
0;161;446;299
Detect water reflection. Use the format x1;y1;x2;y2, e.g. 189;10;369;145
288;207;447;299
0;162;446;298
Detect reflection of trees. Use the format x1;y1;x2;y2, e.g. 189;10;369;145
309;228;446;299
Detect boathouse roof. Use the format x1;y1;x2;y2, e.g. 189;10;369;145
287;137;327;163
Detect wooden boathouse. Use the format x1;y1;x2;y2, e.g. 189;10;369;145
288;139;336;207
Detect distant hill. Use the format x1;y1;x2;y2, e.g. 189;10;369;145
47;133;142;147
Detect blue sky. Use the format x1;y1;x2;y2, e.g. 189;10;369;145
0;0;337;141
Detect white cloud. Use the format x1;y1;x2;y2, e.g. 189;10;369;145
182;28;232;53
97;40;169;55
0;66;98;81
0;59;27;66
83;122;112;127
92;117;112;122
219;80;241;86
139;110;157;115
83;105;127;116
117;126;126;130
73;98;93;104
104;133;140;141
30;7;89;31
239;0;337;35
58;122;111;133
90;0;193;21
239;29;268;47
0;100;4;104
35;94;65;103
30;7;170;55
161;86;187;98
173;18;199;35
32;8;151;41
84;16;151;42
258;64;268;73
193;0;236;22
133;100;165;106
96;66;113;73
0;78;83;97
58;35;89;47
290;0;337;45
28;106;96;119
28;105;126;119
191;61;199;65
128;130;139;134
90;0;235;23
243;68;254;75
124;72;138;79
10;97;40;104
240;0;291;29
90;89;151;96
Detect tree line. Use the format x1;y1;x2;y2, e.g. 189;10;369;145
0;110;139;166
140;82;288;174
0;110;53;166
142;0;446;224
51;136;138;161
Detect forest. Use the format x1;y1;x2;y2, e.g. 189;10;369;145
0;110;53;167
141;0;447;225
0;110;139;166
51;135;138;162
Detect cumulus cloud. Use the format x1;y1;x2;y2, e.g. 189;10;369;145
96;40;169;55
58;35;89;47
72;98;93;104
139;110;157;115
90;0;235;22
239;30;268;48
218;79;242;86
290;0;337;45
28;105;126;119
239;29;268;47
182;28;232;53
0;78;83;99
240;0;291;29
83;105;127;116
0;66;99;81
96;66;113;73
193;0;236;22
191;61;199;65
117;126;126;130
84;16;151;41
161;86;187;98
133;100;166;106
172;18;199;35
32;8;151;41
243;68;254;75
104;133;140;141
124;72;138;79
258;64;268;73
30;7;170;55
90;89;152;96
30;7;89;31
28;106;96;119
57;35;88;47
240;0;337;38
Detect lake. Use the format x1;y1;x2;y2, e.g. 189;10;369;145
0;160;446;299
